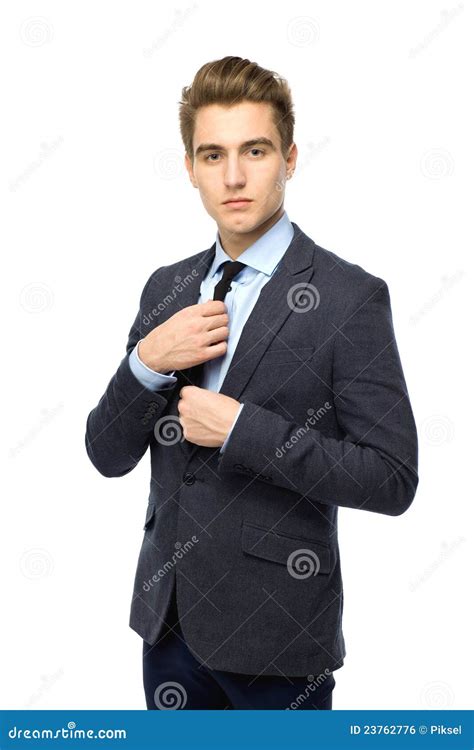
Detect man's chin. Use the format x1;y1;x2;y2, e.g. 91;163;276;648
217;214;261;237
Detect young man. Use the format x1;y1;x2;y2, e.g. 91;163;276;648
85;56;419;710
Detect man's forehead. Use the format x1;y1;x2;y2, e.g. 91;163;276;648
193;102;277;148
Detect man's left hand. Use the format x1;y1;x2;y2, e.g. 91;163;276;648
177;386;241;448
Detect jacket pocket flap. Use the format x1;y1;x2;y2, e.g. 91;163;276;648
143;503;157;530
241;522;330;574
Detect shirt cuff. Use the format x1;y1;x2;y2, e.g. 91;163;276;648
219;402;244;454
128;341;177;391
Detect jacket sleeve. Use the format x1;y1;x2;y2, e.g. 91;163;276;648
85;271;177;478
217;278;419;516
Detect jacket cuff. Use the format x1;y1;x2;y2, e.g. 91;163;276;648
129;341;177;391
219;401;244;454
113;353;175;427
217;401;274;483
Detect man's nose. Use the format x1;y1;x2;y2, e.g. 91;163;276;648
224;156;246;187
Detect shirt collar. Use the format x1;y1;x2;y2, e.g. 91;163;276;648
209;210;294;279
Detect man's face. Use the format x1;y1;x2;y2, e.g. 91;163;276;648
185;101;296;240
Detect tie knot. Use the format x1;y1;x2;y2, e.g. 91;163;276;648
213;260;246;301
220;260;246;282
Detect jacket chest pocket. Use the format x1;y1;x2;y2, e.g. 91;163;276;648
257;345;315;366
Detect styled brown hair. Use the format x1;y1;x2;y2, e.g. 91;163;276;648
179;56;295;163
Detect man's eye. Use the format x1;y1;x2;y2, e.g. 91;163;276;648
205;149;265;162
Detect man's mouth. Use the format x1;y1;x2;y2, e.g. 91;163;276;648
223;198;253;208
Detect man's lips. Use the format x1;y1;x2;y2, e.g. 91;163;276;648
223;199;253;208
223;198;252;204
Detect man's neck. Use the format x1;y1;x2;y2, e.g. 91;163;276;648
218;205;285;260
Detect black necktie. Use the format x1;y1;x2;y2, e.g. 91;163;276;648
177;259;246;392
213;260;246;301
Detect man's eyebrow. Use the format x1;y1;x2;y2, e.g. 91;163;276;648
195;137;276;157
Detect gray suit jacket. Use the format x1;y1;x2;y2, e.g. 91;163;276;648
85;222;418;677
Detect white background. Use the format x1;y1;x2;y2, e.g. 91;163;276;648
1;0;472;710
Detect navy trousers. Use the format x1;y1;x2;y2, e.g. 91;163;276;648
142;586;335;710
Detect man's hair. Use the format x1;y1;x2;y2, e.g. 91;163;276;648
179;56;295;163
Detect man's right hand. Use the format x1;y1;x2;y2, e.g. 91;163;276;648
137;300;229;373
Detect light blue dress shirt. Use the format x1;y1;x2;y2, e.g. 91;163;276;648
129;210;294;453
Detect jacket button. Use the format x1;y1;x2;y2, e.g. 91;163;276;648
183;472;195;485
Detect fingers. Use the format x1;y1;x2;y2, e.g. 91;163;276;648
200;300;227;316
206;325;229;345
204;312;229;331
203;340;228;360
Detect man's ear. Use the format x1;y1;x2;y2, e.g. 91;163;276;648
184;153;198;188
286;142;298;177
